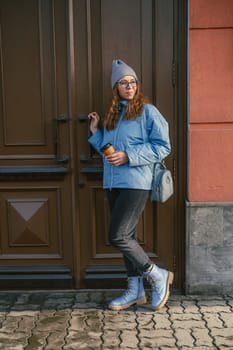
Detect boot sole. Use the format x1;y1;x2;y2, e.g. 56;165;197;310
108;296;147;311
152;271;174;311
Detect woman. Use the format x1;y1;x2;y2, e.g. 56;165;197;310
88;59;173;311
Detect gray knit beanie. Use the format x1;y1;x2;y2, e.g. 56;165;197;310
111;59;138;88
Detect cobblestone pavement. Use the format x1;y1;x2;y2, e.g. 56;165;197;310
0;291;232;349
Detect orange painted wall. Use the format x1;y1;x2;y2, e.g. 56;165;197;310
189;0;233;201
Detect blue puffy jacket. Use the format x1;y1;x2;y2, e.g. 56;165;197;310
88;101;171;190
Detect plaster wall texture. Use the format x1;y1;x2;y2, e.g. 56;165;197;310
189;0;233;202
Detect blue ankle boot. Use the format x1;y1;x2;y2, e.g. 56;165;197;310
144;264;174;310
108;276;147;311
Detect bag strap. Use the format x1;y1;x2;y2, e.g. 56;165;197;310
140;110;147;142
140;110;166;168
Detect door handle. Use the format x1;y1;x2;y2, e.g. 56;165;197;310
77;113;92;141
56;114;69;123
77;114;89;122
80;155;90;162
53;114;70;163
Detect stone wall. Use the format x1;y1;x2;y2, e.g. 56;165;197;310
186;202;233;294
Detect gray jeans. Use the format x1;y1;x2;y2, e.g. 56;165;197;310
107;188;152;277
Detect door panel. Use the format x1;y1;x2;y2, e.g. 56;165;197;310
0;0;73;288
1;0;53;153
74;0;175;287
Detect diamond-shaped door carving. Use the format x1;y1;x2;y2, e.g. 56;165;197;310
8;199;49;246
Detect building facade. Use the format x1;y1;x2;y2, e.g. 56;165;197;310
0;0;232;293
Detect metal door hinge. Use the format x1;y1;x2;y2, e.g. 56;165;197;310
173;255;177;272
54;114;69;123
172;61;177;86
172;158;176;182
56;155;70;164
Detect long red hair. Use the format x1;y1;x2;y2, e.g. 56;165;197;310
104;83;149;130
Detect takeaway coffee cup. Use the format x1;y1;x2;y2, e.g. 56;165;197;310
101;143;115;156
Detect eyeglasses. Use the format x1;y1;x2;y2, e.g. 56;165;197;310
118;79;138;88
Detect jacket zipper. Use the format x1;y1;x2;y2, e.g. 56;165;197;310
109;107;126;189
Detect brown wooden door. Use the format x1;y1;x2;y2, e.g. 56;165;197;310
73;0;177;288
0;0;183;290
0;0;74;287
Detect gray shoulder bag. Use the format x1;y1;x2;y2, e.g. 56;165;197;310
141;113;174;203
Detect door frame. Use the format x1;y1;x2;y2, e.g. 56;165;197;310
172;0;188;291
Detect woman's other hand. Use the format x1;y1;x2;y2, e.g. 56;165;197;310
88;112;100;134
106;151;129;166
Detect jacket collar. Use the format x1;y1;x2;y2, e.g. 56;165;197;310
118;100;128;112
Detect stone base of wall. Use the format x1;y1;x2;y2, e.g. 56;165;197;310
185;202;233;294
